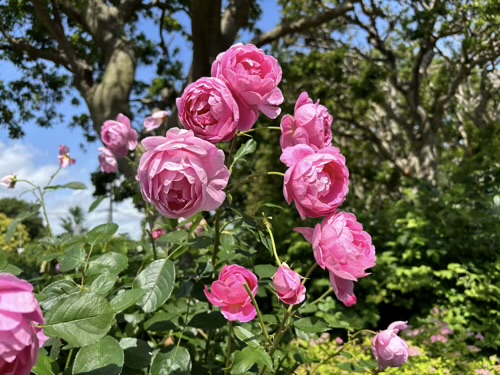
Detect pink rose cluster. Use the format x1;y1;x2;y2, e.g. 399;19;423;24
99;113;138;174
0;274;48;375
279;92;375;307
176;43;284;144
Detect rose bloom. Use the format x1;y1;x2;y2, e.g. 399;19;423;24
0;174;17;189
137;128;230;219
144;110;170;131
211;43;284;131
98;147;118;174
151;228;166;241
296;212;375;306
280;144;349;219
372;321;409;371
101;114;138;158
280;92;333;151
273;264;306;305
0;274;48;375
58;145;76;168
177;77;240;143
204;265;258;323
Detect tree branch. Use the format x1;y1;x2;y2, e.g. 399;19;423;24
119;0;144;22
221;0;253;48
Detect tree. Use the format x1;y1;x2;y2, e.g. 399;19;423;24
59;205;87;235
0;197;46;239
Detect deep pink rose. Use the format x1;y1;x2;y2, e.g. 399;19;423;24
176;78;240;143
281;144;349;219
98;147;118;174
137;128;230;219
204;265;258;323
273;264;306;305
280;92;333;151
58;145;76;168
0;174;17;189
144;110;170;131
296;212;375;306
0;274;48;375
211;43;284;131
101;114;138;158
372;321;409;370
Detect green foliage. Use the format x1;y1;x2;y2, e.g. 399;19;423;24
0;198;46;238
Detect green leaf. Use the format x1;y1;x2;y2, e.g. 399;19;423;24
187;311;226;329
0;250;7;270
32;354;58;375
90;273;117;295
63;181;87;190
87;252;128;276
86;223;119;246
119;338;152;370
89;196;106;213
231;139;257;169
233;326;260;348
143;311;178;331
109;289;146;313
44;292;115;347
5;204;40;242
150;347;191;375
0;264;22;275
72;336;123;375
163;230;188;244
254;264;278;279
133;259;175;313
60;245;86;272
231;346;273;374
294;317;330;333
39;279;80;310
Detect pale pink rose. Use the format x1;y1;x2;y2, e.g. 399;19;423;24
177;78;240;143
137;128;230;219
0;274;48;375
372;321;409;370
101;114;138;158
0;174;17;189
144;110;170;131
273;264;306;305
280;92;333;151
98;147;118;174
430;334;448;344
281;144;349;219
204;265;258;323
211;43;284;131
58;144;76;168
151;228;165;241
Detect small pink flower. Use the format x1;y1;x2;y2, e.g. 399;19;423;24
58;145;76;168
476;370;492;375
273;264;306;305
212;43;284;131
372;321;409;370
468;345;481;353
98;147;118;174
408;346;422;357
0;274;48;375
177;78;240;143
281;144;349;219
101;114;138;158
475;333;485;341
431;334;448;344
0;174;17;189
280;92;333;151
138;128;230;219
440;327;453;335
151;228;166;241
335;337;344;345
178;217;207;236
55;263;61;273
144;110;170;131
204;265;258;323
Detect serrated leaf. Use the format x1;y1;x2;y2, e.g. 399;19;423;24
133;259;175;313
187;311;226;329
44;292;115;347
119;338;152;370
89;196;106;213
143;311;178;332
110;289;146;313
87;252;128;276
86;223;119;245
233;326;260;348
231;139;257;169
163;230;188;244
150;347;191;375
72;336;123;375
254;264;278;279
231;346;273;374
32;354;58;375
60;245;86;272
90;273;117;295
294;317;329;333
39;279;80;310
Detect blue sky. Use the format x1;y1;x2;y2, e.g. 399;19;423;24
0;1;280;239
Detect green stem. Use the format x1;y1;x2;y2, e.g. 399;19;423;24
228;171;284;194
227;137;239;173
264;219;281;266
81;244;94;286
224;321;233;374
243;283;273;346
307;288;333;307
302;263;318;284
38;187;53;237
238;126;282;136
65;348;74;370
211;209;223;269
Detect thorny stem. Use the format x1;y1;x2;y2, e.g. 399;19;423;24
264;218;281;266
244;283;273;346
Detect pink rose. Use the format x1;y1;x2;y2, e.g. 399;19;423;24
58;145;76;168
211;43;284;131
372;321;409;370
204;265;258;323
178;217;208;236
0;174;17;189
281;144;349;219
296;212;375;306
280;92;333;151
151;228;165;241
273;264;306;305
176;78;240;143
144;110;170;131
0;274;48;375
137;128;230;219
98;147;118;174
101;114;138;158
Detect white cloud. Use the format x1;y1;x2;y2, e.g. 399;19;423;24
0;140;144;240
